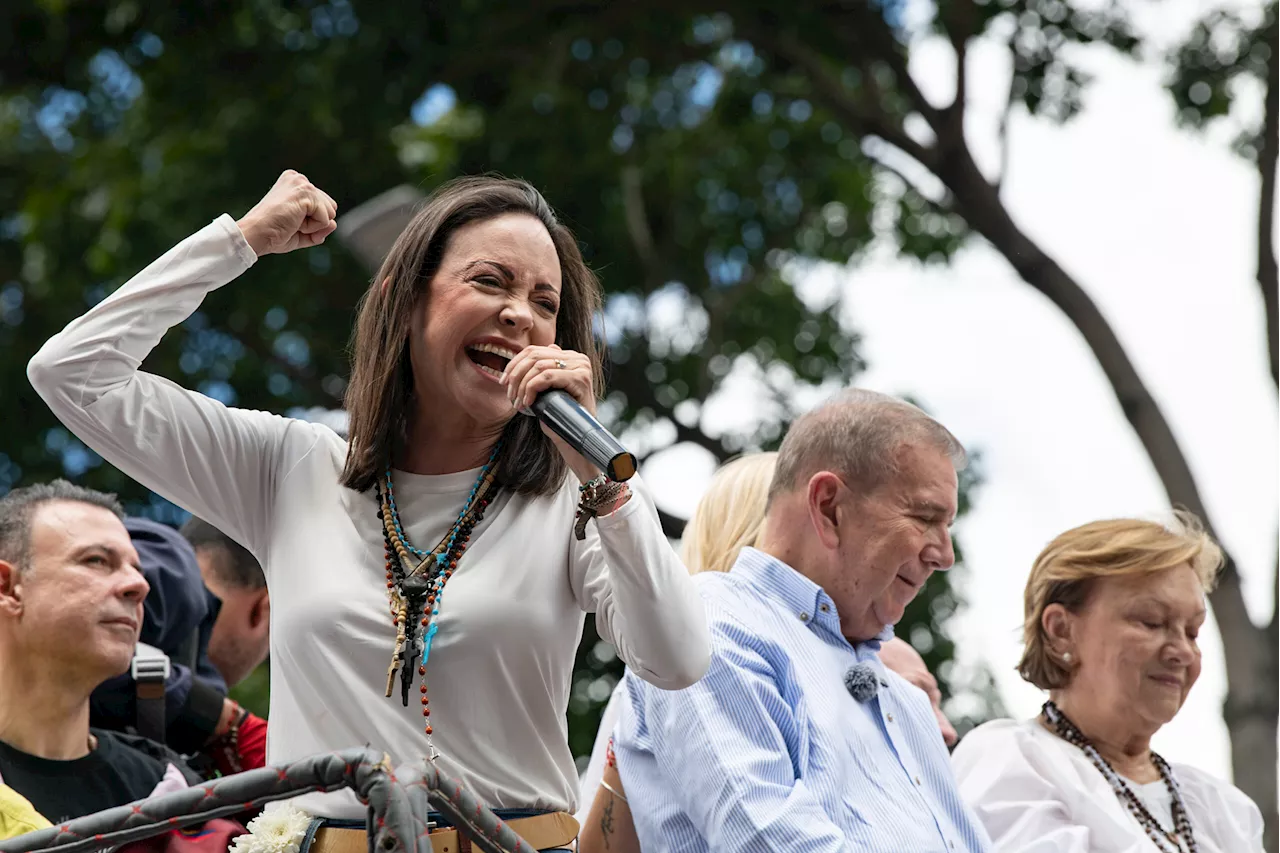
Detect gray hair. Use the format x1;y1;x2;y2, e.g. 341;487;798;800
767;389;966;503
180;517;266;591
0;479;126;571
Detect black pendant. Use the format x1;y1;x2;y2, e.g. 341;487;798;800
400;573;431;595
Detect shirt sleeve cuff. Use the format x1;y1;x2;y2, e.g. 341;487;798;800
213;213;260;271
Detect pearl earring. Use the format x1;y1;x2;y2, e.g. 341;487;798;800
1062;652;1072;663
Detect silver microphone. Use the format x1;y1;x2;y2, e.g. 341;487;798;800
524;390;637;482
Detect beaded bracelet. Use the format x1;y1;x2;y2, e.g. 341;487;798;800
212;704;249;775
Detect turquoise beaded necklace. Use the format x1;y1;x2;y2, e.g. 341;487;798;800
376;441;502;756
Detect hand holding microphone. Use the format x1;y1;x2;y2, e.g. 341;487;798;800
501;345;637;482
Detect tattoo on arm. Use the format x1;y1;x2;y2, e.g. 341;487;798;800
600;797;616;848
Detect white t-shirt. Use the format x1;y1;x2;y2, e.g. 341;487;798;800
952;718;1264;852
28;215;710;818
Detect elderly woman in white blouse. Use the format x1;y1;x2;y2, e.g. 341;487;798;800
27;171;709;848
952;513;1263;852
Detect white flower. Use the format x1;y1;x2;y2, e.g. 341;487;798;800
228;802;313;853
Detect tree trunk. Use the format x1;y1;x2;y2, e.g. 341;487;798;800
1258;7;1278;389
931;141;1279;846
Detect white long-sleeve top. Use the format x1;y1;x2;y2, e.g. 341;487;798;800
27;214;710;818
952;719;1263;853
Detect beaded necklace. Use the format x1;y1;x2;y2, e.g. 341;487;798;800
1043;701;1198;853
376;442;502;761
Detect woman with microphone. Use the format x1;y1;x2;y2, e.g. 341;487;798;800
27;170;710;848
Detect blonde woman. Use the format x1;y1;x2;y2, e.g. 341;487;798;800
952;513;1263;852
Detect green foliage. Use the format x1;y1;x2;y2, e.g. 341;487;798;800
0;0;1039;759
229;660;272;720
1164;0;1276;161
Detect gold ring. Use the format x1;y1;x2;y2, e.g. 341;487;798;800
555;359;567;370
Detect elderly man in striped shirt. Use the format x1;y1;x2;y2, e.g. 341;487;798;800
614;389;992;852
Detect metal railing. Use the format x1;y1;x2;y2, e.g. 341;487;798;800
0;748;537;853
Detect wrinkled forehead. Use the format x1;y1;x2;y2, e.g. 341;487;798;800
888;443;959;512
27;500;138;566
442;213;562;290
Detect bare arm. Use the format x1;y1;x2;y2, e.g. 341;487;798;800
578;760;640;853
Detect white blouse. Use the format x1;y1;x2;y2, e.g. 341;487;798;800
952;719;1264;852
27;215;710;818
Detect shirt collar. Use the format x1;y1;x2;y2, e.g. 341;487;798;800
731;547;893;648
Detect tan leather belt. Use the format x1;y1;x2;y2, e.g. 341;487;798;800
309;812;578;853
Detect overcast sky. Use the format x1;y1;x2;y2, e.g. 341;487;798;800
644;0;1276;782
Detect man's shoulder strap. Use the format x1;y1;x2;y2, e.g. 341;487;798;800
131;642;171;744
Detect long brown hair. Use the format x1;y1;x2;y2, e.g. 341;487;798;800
340;176;605;496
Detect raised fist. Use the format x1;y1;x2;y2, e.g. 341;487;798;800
236;170;339;257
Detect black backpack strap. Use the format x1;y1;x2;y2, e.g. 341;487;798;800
131;642;171;744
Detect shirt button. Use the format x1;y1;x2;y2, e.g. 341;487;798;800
949;842;956;850
819;603;830;613
886;713;895;722
914;776;922;786
799;612;810;622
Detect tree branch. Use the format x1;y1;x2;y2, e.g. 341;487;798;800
864;147;942;203
951;35;968;130
938;0;977;139
669;412;729;462
1271;540;1278;635
827;1;942;128
751;28;937;170
962;162;1223;537
607;353;730;463
1256;18;1278;388
927;148;1278;825
933;141;1241;597
620;165;659;280
935;163;1280;843
993;35;1019;195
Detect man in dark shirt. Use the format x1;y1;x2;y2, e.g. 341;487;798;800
0;730;191;824
0;480;199;822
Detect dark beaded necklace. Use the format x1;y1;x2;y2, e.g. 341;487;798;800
376;443;502;760
1043;701;1198;853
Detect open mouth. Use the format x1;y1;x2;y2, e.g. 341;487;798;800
466;342;516;380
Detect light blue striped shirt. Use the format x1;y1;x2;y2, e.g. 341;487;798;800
614;547;991;852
